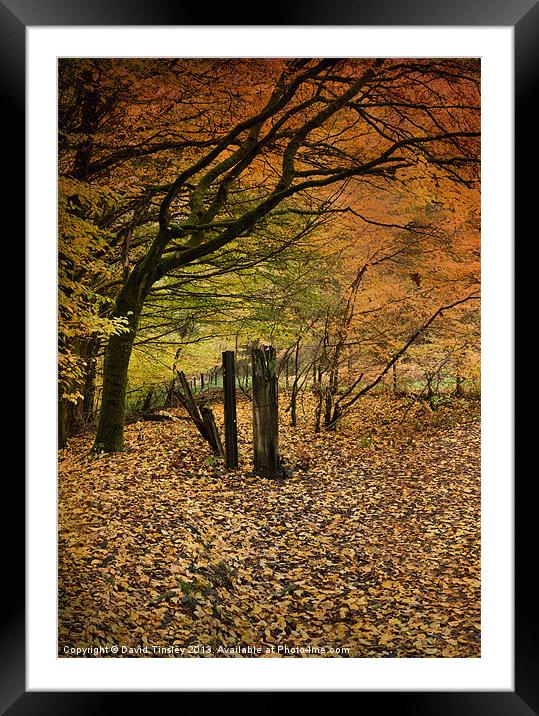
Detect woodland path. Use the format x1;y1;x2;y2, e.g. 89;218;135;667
59;399;480;658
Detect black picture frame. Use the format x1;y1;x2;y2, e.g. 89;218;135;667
9;0;532;712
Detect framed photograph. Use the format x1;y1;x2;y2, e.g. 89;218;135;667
10;0;533;711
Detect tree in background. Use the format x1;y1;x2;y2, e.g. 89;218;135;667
58;177;130;446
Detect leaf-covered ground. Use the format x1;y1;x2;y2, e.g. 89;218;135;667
58;394;480;658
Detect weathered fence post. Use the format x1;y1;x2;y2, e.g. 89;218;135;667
251;346;287;479
177;371;224;457
222;350;238;469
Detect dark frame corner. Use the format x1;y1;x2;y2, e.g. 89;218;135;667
10;0;534;712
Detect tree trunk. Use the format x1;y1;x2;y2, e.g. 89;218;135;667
58;397;69;449
289;340;300;427
329;402;341;430
79;335;99;424
290;388;297;427
454;361;464;397
141;387;154;413
94;328;137;451
426;377;434;401
314;386;323;434
324;359;341;430
251;346;287;479
60;336;100;438
94;288;142;452
165;378;175;406
324;387;335;430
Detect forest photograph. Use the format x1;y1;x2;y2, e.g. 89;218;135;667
58;57;481;659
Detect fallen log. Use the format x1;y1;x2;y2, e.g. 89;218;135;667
141;413;175;422
126;411;185;424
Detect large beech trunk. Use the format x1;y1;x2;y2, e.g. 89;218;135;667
94;327;138;451
94;287;143;452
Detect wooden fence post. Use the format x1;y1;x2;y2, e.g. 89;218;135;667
177;371;224;457
251;346;287;478
222;351;238;469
